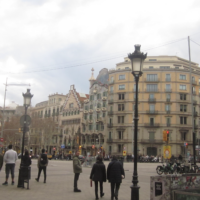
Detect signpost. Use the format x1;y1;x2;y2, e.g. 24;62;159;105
61;144;65;149
0;138;4;142
123;151;126;156
163;145;171;159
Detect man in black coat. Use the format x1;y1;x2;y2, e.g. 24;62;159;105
107;155;125;200
90;156;106;200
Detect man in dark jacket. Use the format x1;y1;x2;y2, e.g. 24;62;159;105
107;155;125;200
73;151;82;192
90;156;106;200
35;149;48;183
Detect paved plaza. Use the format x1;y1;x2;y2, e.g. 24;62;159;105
0;159;159;200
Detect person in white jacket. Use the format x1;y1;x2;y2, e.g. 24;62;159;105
2;144;17;186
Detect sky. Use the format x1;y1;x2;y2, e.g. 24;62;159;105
0;0;200;107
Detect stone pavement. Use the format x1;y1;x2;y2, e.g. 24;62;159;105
0;159;158;200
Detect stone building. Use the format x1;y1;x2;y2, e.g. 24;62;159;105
82;68;109;156
107;55;200;157
59;85;89;155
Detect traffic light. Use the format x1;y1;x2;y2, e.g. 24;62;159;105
163;130;167;141
166;130;169;143
79;145;82;150
185;143;188;148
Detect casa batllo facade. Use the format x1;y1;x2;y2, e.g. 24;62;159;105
82;68;109;156
59;85;89;155
108;55;200;157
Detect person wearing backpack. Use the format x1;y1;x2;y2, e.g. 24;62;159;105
35;149;48;183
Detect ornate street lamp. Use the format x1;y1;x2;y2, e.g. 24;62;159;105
128;45;147;200
17;89;33;188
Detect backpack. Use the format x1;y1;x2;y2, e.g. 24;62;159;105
40;154;47;165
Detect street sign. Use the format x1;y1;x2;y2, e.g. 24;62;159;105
123;151;126;156
69;151;72;154
0;138;4;142
163;145;171;159
20;115;32;127
61;144;65;149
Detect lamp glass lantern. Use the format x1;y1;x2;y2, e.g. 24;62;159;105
128;44;147;76
23;89;33;106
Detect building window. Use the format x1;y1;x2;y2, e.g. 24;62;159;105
118;144;122;153
147;84;158;92
97;113;100;120
149;104;155;112
165;104;170;111
69;103;73;108
96;124;99;131
166;117;171;126
90;104;93;109
97;103;101;108
149;59;157;61
119;85;125;90
89;114;92;120
119;94;125;100
118;116;124;123
166;93;171;100
149;132;155;141
84;114;87;120
180;94;186;100
118;104;124;111
180;74;186;80
150;118;154;125
97;94;101;99
103;92;107;97
110;86;114;93
103;112;106;118
90;95;94;101
109;146;112;153
149;66;154;69
181;132;187;141
149;93;154;100
103;102;106;107
166;84;171;92
89;124;93;130
160;66;170;69
147;74;157;81
166;74;171;81
119;75;125;80
118;131;123;139
180;85;186;90
180;117;187;124
180;105;187;112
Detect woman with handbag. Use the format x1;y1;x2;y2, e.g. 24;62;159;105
90;156;106;200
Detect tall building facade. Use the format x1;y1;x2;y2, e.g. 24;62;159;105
107;56;200;157
82;68;109;156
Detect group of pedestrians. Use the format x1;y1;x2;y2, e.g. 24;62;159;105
73;151;125;200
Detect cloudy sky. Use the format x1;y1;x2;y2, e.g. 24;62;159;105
0;0;200;107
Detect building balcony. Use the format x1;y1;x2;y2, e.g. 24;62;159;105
107;124;113;128
108;111;114;115
193;100;197;105
88;109;93;113
96;108;101;112
192;80;197;85
165;89;172;93
108;100;114;104
140;139;163;144
145;78;159;82
84;110;88;113
109;80;114;85
166;98;171;102
146;110;158;115
145;89;159;93
144;123;160;128
166;110;171;114
148;98;156;102
107;139;113;143
102;97;107;101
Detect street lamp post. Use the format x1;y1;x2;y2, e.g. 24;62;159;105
128;45;147;200
17;89;33;188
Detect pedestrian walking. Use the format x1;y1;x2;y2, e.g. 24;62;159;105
90;156;106;200
73;151;82;192
107;155;125;200
2;144;18;186
35;149;48;183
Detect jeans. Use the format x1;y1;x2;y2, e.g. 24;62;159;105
37;166;46;182
74;173;80;189
95;181;103;198
111;182;120;198
5;163;15;179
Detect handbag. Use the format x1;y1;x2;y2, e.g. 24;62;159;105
90;179;92;187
